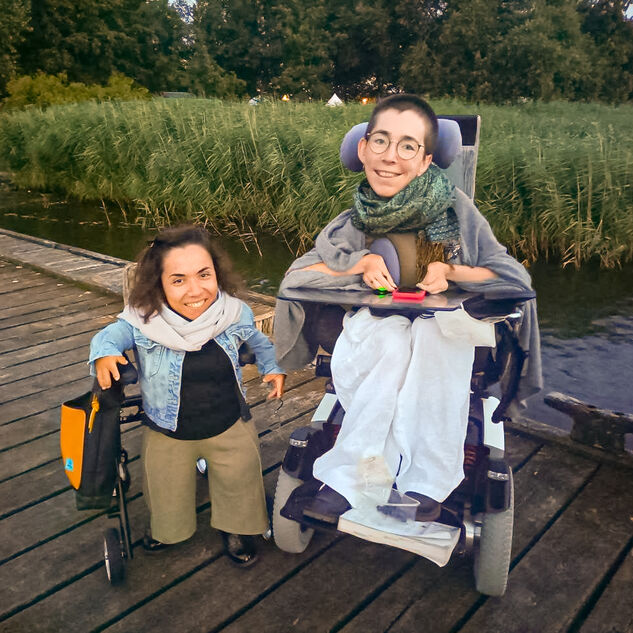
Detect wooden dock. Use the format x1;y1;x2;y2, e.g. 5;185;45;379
1;232;633;633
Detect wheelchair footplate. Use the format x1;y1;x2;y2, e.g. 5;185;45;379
336;492;461;567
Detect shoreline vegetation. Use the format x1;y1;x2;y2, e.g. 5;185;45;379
0;98;632;269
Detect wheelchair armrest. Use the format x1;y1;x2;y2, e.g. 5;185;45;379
463;291;534;320
482;288;536;302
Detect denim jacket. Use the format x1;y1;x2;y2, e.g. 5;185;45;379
89;302;284;432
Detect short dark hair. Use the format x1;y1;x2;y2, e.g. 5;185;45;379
129;224;243;322
366;94;439;156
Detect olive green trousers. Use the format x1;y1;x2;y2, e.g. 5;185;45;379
141;420;269;544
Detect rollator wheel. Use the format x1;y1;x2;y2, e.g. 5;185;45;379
272;469;314;553
103;527;126;585
473;470;514;597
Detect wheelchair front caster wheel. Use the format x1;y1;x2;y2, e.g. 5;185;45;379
103;527;126;585
272;469;314;554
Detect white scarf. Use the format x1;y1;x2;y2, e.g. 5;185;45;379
119;291;244;352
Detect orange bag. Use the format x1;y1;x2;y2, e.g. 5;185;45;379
60;383;125;510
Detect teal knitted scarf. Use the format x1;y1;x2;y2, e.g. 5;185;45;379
350;164;459;242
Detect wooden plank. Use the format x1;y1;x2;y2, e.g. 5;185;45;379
0;363;313;456
0;285;88;316
49;261;109;275
0;326;109;370
0;427;132;517
0;267;43;283
0;361;90;404
225;433;540;633
0;275;49;295
376;442;598;633
16;250;82;267
0;230;129;268
0;481;337;633
0;443;143;564
0;410;319;624
2;402;315;571
0;347;92;386
0;308;120;353
246;366;319;412
111;535;401;633
0;263;43;279
0;375;93;425
510;415;633;474
15;254;91;271
3;238;632;633
0;366;267;454
0;241;126;295
0;409;64;451
222;538;415;633
545;390;633;454
578;547;633;633
0;428;70;484
454;465;633;633
0;264;48;285
0;369;319;496
100;527;338;633
0;294;116;333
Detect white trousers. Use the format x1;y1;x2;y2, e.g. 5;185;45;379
312;308;479;506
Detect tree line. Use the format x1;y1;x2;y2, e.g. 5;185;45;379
2;0;632;104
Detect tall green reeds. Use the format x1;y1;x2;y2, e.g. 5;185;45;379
473;101;633;268
0;98;632;267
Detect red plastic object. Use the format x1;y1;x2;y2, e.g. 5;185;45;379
391;287;427;302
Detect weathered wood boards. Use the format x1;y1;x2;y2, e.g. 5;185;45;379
545;391;633;454
1;257;633;633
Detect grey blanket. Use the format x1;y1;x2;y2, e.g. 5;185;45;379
274;188;542;409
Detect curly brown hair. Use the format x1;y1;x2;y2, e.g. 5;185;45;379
129;225;244;322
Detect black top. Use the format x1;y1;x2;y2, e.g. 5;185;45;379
144;339;242;441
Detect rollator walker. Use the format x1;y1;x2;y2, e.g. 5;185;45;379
60;274;260;586
271;115;534;597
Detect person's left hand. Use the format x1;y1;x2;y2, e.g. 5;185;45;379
263;373;285;399
417;261;451;294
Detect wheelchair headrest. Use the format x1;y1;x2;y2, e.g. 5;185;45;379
340;117;462;172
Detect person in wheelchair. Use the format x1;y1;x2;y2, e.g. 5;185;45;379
274;94;542;524
89;225;285;567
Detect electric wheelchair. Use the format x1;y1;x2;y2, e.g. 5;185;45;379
271;115;534;597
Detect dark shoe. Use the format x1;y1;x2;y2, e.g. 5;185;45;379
220;531;258;567
303;485;351;524
142;531;172;552
405;491;442;522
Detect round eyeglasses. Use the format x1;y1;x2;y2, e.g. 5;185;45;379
366;132;424;160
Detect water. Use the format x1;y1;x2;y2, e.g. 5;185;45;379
1;175;632;428
0;175;293;295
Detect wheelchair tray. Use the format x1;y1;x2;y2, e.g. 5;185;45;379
277;287;477;315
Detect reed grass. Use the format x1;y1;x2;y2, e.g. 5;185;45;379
0;98;632;267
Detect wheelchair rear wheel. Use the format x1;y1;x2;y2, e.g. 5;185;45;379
273;469;314;553
473;470;514;596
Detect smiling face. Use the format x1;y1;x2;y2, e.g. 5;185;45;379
357;108;433;198
160;244;219;320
